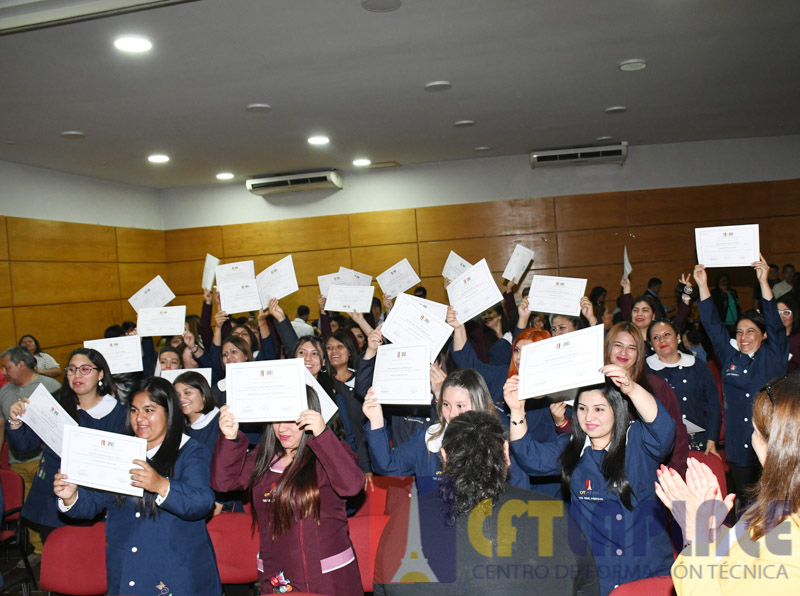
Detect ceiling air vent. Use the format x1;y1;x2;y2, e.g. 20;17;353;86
530;142;628;168
245;170;343;196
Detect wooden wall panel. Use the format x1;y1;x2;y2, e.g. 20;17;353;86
169;294;207;316
165;226;223;262
0;308;16;350
118;263;167;300
0;261;11;308
11;262;120;306
768;179;800;216
222;215;350;257
557;228;627;267
0;216;8;261
283;286;326;323
767;216;800;256
416;197;555;242
120;299;137;323
7;217;117;262
14;301;122;347
46;343;81;374
252;249;352;287
554;192;627;231
349;209;417;247
626;183;770;226
165;260;206;296
418;234;557;278
116;227;166;263
627;223;696;263
350;244;420;286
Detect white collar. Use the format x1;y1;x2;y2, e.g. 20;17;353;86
80;394;117;419
190;407;220;430
147;433;190;458
217;378;226;392
729;337;756;358
579;422;634;456
425;423;445;453
646;351;695;370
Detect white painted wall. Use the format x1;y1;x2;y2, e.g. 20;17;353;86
160;135;800;230
2;135;798;231
0;160;162;229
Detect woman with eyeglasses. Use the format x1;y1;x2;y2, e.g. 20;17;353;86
775;293;800;373
694;255;789;502
656;372;800;594
6;348;126;545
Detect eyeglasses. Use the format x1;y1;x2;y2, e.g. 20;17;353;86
65;365;99;376
777;310;793;317
762;375;788;405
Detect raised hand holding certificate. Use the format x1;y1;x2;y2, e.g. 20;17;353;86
256;255;299;307
219;281;262;313
318;270;356;297
128;275;175;313
84;335;142;374
19;384;78;457
442;251;471;281
517;325;605;400
61;426;147;497
528;274;587;316
324;285;375;313
202;253;221;291
339;266;373;287
502;244;535;282
215;260;256;285
382;294;453;362
373;344;431;405
446;259;504;325
695;224;760;267
377;258;421;298
226;359;307;422
137;305;186;337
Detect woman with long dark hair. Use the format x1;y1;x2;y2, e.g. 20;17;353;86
776;292;800;373
53;376;220;595
175;370;219;452
7;348;126;543
211;387;364;595
506;366;676;595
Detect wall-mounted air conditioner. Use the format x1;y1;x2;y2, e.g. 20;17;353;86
530;142;628;168
245;170;343;196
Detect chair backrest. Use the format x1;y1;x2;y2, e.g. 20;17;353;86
0;469;24;520
207;512;260;584
688;450;728;499
1;440;9;470
348;513;390;592
40;522;107;595
355;475;413;517
609;574;675;595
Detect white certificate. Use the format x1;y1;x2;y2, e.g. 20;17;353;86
160;367;213;386
257;255;299;307
446;259;504;325
304;369;338;424
219;281;261;313
377;258;421;298
137;305;186;337
695;224;760;268
226;359;307;422
382;294;454;361
372;344;431;405
202;253;221;292
442;251;472;281
339;266;373;287
528;274;587;316
61;426;147;497
324;285;375;313
502;244;535;283
215;260;256;286
19;384;78;457
84;336;143;374
128;275;175;314
684;419;706;434
623;246;633;279
409;295;449;321
318;270;356;297
518;325;605;400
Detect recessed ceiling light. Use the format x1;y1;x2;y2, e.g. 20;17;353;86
114;36;152;53
148;154;169;164
424;81;452;92
454;120;476;128
473;146;492;152
604;106;627;115
353;158;371;167
361;0;401;12
595;135;614;142
308;135;329;145
246;103;272;113
618;59;647;72
60;130;86;140
216;172;234;180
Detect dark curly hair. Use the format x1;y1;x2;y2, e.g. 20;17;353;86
438;410;509;525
